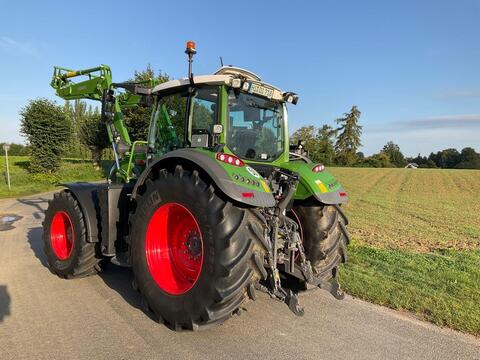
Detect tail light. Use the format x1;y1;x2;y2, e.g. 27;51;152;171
216;153;245;167
312;164;325;172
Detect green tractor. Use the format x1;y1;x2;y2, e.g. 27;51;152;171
44;41;350;330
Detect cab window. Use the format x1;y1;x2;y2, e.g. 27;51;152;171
191;87;218;133
150;92;187;155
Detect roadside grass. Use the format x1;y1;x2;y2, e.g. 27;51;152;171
329;167;480;335
339;243;480;335
330;167;480;251
0;156;108;198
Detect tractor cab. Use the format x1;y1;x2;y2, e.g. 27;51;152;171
147;65;298;168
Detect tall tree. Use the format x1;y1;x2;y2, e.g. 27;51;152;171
78;107;110;168
123;65;170;141
314;125;336;165
20;98;72;173
290;125;317;158
382;141;406;167
428;148;460;168
291;124;337;164
64;100;88;158
455;147;480;169
335;106;362;166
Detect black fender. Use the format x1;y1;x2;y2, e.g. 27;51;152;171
59;182;101;243
59;182;134;256
132;149;276;207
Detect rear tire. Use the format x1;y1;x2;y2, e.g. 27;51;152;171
129;165;266;330
43;190;103;278
291;199;350;280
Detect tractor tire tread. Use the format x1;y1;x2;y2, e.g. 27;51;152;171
43;190;102;279
293;200;349;280
129;165;266;330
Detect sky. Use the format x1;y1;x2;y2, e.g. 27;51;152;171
0;0;479;156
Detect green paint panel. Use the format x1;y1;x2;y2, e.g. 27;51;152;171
278;161;341;200
193;149;272;193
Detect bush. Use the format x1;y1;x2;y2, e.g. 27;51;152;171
359;152;392;168
78;111;110;168
0;143;30;156
31;172;60;184
20;98;72;173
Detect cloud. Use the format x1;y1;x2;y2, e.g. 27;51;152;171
0;36;39;57
436;89;480;99
370;114;480;133
405;114;480;129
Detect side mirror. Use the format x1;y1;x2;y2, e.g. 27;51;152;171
290;140;308;157
283;92;299;105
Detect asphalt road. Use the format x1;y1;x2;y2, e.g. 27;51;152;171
0;192;479;360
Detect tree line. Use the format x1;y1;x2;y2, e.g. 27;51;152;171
291;107;480;169
407;148;480;169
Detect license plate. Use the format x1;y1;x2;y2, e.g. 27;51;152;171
249;83;274;98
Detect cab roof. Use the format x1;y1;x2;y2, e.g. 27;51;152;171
151;66;285;101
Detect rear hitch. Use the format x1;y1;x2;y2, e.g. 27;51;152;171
259;167;345;316
256;282;305;316
265;274;344;316
284;288;305;316
313;277;345;300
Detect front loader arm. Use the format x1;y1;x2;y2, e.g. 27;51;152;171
51;65;157;145
51;65;112;101
51;65;158;181
51;65;131;146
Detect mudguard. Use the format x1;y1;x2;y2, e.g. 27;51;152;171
59;182;101;243
59;182;133;254
280;162;348;205
132;148;276;207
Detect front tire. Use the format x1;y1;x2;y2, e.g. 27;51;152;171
43;191;103;278
291;199;350;281
129;166;266;330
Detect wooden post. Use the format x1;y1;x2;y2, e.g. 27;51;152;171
3;144;11;190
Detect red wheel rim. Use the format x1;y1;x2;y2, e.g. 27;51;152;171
50;211;74;260
145;203;204;295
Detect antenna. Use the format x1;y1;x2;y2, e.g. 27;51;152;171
220;56;224;67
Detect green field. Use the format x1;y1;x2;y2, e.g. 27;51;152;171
1;158;479;334
330;167;480;335
0;156;105;198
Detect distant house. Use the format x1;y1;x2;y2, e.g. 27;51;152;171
405;163;418;169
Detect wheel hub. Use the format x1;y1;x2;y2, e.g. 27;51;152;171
184;230;202;261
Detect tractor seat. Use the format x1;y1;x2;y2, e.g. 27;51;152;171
232;129;257;158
